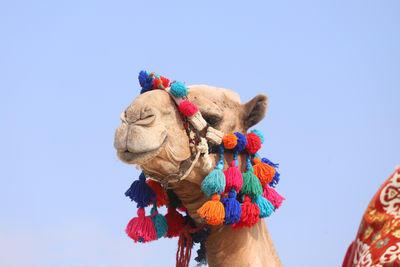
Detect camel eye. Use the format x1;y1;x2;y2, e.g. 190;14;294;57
203;114;221;127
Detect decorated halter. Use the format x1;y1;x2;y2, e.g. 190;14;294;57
123;71;285;267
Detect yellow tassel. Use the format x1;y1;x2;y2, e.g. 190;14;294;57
197;194;225;225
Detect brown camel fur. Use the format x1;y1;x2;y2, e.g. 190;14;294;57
114;85;283;267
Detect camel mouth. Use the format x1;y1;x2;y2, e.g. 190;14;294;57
117;134;168;165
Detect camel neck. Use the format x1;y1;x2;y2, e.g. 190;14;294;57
205;220;282;267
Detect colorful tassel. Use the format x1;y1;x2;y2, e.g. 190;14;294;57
170;81;188;98
125;172;156;208
197;194;225;225
221;190;242;225
126;208;157;243
150;205;168;239
138;70;154;94
241;167;263;199
165;206;185;238
222;133;238;149
261;157;280;187
255;195;274;218
146;180;169;207
233;132;247;152
178;100;198;117
224;161;243;193
245;132;262;154
263;185;285;209
250;129;264;144
201;168;226;198
252;157;276;186
233;195;260;229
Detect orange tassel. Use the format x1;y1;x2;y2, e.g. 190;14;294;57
197;194;225;225
146;180;169;207
252;158;276;186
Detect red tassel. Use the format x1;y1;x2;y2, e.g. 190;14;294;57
165;206;185;238
224;161;243;193
233;196;260;229
160;76;170;88
126;208;157;243
263;185;285;209
146;180;169;207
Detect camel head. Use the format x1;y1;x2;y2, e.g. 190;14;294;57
113;72;284;267
114;84;268;182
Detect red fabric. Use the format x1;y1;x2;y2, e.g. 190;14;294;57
342;168;400;266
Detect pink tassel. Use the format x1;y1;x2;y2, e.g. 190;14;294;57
126;208;157;243
224;161;243;193
263;185;285;209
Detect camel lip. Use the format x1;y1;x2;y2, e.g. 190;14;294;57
117;134;168;165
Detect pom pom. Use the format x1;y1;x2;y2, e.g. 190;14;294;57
146;180;169;207
197;194;225;225
167;189;182;208
241;167;263;199
125;172;156;208
160;76;170;88
255;195;274;218
126;208;157;243
150;206;168;239
245;132;262;154
222;133;238;150
178;100;198;117
224;161;243;193
138;70;153;94
263;186;285;209
252;158;276;186
251;129;264;144
170;81;188;98
201;169;226;198
233;132;247;152
233;196;260;229
165;206;185;238
152;77;162;89
221;190;242;225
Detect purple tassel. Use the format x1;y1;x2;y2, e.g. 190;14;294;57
138;70;153;94
125;172;156;208
221;190;242;225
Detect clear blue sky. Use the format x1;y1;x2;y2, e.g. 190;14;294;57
1;1;399;266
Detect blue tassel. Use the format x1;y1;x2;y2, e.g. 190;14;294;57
262;157;280;187
201;168;226;198
125;172;156;208
233;132;247;152
221;190;242;225
255;195;274;218
138;70;153;94
150;205;168;239
269;171;280;188
261;157;279;168
170;81;188;98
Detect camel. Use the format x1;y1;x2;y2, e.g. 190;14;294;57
114;83;283;267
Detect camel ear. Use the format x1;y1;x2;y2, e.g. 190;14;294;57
242;94;268;130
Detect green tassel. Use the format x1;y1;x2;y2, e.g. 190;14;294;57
241;167;263;199
151;206;168;239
